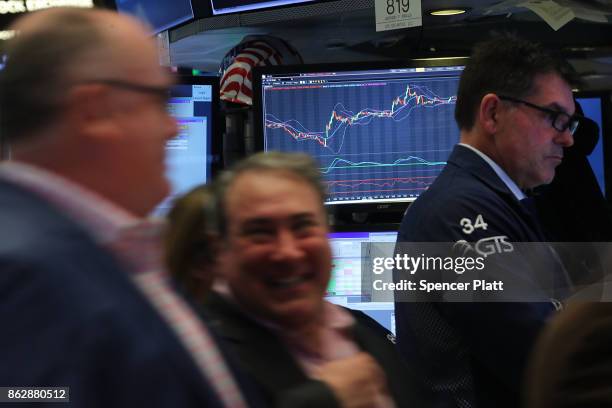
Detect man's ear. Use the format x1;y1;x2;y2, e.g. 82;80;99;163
478;93;502;135
65;84;121;142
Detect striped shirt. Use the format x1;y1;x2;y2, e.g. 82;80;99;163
0;161;247;408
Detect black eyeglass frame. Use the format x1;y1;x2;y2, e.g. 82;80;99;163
498;95;581;135
78;79;172;100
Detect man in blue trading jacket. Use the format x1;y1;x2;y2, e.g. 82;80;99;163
394;35;579;408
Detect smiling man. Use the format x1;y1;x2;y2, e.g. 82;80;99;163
218;166;332;330
206;152;426;408
394;35;578;408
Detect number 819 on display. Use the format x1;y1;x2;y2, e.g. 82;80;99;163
386;0;410;15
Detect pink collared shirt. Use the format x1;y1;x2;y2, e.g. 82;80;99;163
0;161;248;408
214;283;395;408
284;302;396;408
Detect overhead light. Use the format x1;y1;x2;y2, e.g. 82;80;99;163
412;56;469;61
430;8;467;16
566;46;596;52
0;30;16;40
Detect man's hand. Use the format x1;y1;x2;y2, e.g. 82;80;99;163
315;352;389;408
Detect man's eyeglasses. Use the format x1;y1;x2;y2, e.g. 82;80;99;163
498;95;581;135
78;79;171;101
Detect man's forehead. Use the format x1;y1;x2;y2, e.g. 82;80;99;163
101;25;168;83
228;169;313;195
530;73;575;112
11;8;121;33
225;170;325;217
240;211;319;225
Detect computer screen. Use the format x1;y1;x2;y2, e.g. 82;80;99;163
210;0;315;15
152;75;220;216
253;60;466;208
0;55;5;159
576;93;609;196
326;230;398;334
114;0;194;33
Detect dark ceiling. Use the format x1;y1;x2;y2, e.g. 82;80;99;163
168;0;612;91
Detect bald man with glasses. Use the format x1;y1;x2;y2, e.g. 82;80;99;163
393;35;578;408
0;8;251;408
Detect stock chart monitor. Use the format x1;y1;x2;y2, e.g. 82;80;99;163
253;60;466;206
151;75;220;216
326;230;398;333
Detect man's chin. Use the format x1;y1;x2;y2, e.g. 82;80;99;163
139;179;172;217
160;178;172;201
267;303;321;329
529;170;556;188
543;171;557;186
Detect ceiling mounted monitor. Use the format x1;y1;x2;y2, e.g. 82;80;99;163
209;0;315;15
114;0;194;33
575;92;610;197
151;75;221;216
252;59;467;211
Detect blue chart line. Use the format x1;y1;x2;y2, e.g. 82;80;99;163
322;156;448;195
266;82;456;155
320;156;447;174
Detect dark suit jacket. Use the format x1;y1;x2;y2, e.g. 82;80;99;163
394;145;570;408
204;292;427;408
534;100;612;244
533;126;612;288
0;180;225;407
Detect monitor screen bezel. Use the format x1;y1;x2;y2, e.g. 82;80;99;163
574;90;611;199
176;75;223;182
151;74;222;217
104;0;197;34
209;0;316;16
330;223;401;233
172;74;223;187
252;58;468;217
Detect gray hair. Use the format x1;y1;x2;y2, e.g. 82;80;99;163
214;151;327;237
0;9;104;143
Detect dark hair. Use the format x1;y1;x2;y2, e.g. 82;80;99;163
165;184;219;300
0;9;103;143
525;303;612;408
454;34;577;131
214;151;327;238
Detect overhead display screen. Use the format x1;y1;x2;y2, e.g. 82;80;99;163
210;0;315;15
254;61;465;206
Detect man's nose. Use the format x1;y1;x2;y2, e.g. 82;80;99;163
272;229;304;261
556;127;574;148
